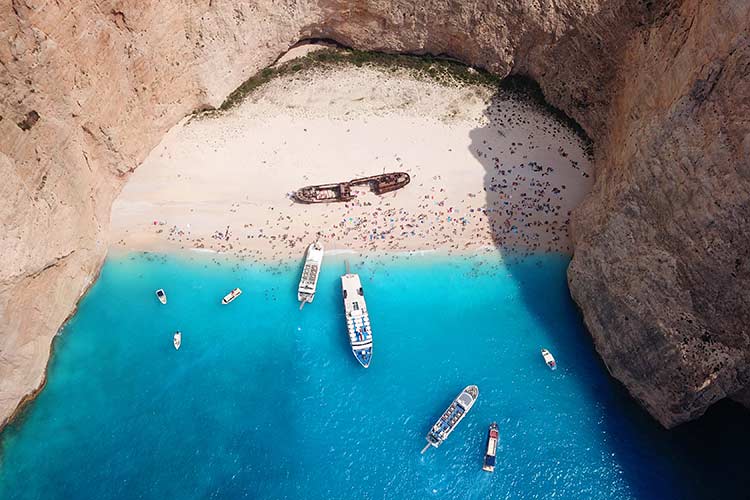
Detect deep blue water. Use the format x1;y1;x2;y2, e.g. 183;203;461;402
1;251;748;500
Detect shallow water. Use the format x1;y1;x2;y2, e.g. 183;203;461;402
1;251;748;499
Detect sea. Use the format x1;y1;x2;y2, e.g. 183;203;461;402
0;251;748;500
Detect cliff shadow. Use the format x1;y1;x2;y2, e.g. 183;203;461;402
468;76;594;256
468;77;750;499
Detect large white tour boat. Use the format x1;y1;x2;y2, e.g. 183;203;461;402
298;241;324;309
422;385;479;453
341;268;373;368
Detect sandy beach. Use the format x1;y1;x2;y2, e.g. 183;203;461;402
110;51;593;261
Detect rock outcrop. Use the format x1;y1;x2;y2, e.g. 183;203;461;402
1;0;747;429
568;0;750;425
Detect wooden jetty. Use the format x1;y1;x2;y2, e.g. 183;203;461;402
293;172;410;204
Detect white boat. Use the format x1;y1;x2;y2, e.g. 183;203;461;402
155;289;167;305
173;331;182;350
341;269;373;368
421;385;479;453
541;348;557;370
298;240;324;309
482;423;499;472
222;287;242;305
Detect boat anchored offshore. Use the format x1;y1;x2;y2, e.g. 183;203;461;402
541;348;557;370
222;288;242;305
482;423;499;472
298;240;324;309
341;268;373;368
421;385;479;453
155;288;167;305
173;331;182;350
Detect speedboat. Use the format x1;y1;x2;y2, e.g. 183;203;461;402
482;423;499;472
541;348;557;370
173;331;182;350
421;385;479;453
155;288;167;304
222;287;242;305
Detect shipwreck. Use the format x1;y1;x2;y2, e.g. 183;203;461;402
293;172;410;203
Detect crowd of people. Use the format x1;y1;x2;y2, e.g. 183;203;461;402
151;94;593;262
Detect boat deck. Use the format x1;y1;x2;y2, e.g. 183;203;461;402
298;242;324;305
299;263;319;290
423;385;479;450
431;403;466;438
341;273;373;367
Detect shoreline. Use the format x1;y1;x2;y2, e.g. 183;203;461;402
106;243;571;266
3;47;592;436
0;256;106;436
110;58;593;262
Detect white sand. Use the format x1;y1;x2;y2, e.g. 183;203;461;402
110;56;593;261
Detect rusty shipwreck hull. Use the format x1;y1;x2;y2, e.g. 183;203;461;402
293;172;410;203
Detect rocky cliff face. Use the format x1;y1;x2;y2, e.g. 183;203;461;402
568;0;750;425
1;0;747;429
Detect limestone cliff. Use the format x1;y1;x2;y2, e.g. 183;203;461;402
568;0;750;425
0;0;747;429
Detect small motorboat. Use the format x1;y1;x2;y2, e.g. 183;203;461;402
221;287;242;305
482;423;499;472
541;348;557;370
173;331;182;350
155;288;167;305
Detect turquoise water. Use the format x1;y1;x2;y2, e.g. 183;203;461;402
1;251;748;499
